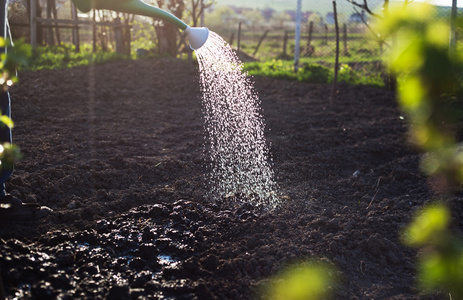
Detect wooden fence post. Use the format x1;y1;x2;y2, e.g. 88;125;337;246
253;29;269;56
294;0;302;73
46;0;54;45
229;32;234;46
307;21;313;46
306;21;314;56
343;23;348;55
92;9;96;53
324;24;328;44
237;21;241;54
124;21;131;55
331;0;340;105
30;0;37;49
71;2;80;52
114;17;123;54
283;30;288;57
26;11;133;55
51;0;60;44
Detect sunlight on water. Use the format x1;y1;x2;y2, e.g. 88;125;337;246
195;32;279;208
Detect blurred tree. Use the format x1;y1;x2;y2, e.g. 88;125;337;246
154;0;185;56
241;8;264;30
189;0;214;27
272;11;292;29
308;12;323;26
204;6;238;32
7;0;28;39
261;7;274;22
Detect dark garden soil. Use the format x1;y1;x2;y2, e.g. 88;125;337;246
0;57;457;299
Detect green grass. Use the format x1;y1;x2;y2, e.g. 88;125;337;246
237;30;385;87
25;41;385;87
26;44;129;71
243;59;385;87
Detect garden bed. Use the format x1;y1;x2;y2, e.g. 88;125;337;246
0;58;454;299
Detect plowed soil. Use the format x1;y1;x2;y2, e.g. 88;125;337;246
0;58;454;299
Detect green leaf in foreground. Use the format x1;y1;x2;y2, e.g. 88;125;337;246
401;204;463;297
0;38;31;91
401;203;450;247
0;115;13;129
0;143;21;171
263;260;339;300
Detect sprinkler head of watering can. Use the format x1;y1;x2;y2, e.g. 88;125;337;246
185;26;210;50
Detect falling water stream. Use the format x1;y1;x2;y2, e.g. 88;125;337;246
195;32;279;208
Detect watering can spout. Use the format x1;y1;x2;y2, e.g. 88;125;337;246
185;26;209;50
71;0;209;50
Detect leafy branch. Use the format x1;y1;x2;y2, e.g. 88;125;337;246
376;3;463;298
0;38;31;92
0;38;31;169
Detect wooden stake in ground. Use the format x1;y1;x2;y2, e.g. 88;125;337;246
237;22;242;55
343;23;348;55
46;0;55;45
324;24;328;44
283;30;288;58
71;2;80;52
294;0;302;73
92;9;97;53
30;0;37;50
253;30;269;57
51;0;61;44
306;21;313;55
331;0;340;105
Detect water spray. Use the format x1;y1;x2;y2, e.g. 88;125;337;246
71;0;209;50
72;0;278;206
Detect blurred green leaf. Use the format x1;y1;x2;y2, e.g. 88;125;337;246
0;38;31;91
378;2;463;298
401;204;449;247
265;260;338;300
0;115;13;129
0;143;21;171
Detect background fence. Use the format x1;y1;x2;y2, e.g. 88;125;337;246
10;0;135;54
203;0;462;85
213;2;460;59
